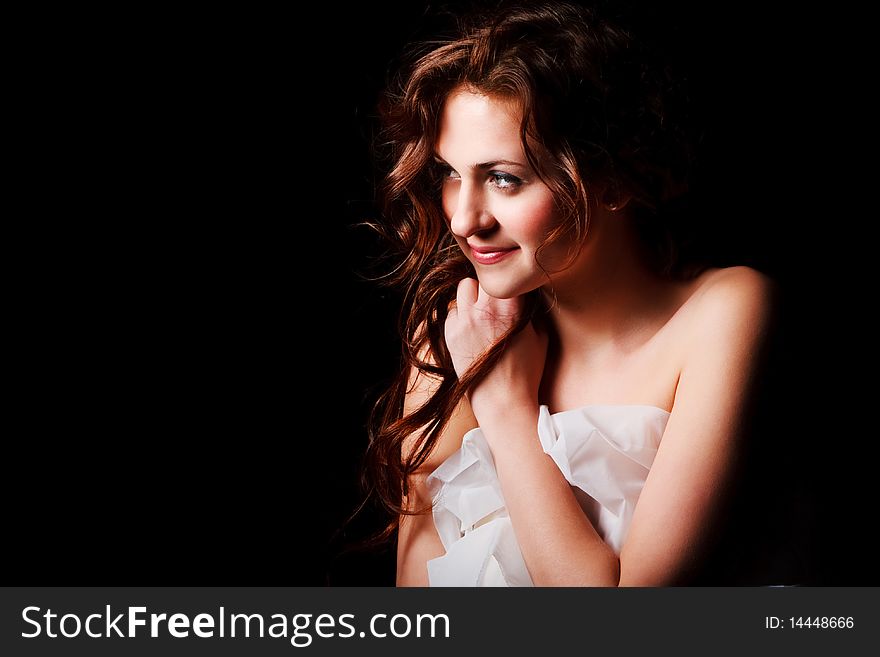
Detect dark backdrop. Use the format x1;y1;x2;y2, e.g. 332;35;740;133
11;2;872;586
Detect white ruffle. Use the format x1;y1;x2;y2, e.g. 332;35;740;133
425;404;670;586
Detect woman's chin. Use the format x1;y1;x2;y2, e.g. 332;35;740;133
476;276;539;300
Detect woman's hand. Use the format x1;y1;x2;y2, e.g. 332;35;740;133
444;278;548;419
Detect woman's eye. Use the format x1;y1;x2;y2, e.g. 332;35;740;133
489;172;521;190
435;164;460;181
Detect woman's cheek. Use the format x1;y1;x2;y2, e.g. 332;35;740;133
507;194;561;241
441;186;456;224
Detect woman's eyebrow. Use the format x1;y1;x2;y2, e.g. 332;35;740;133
432;154;526;169
475;159;524;169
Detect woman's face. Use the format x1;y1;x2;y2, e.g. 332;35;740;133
435;88;573;299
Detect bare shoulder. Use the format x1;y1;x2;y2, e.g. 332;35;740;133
685;265;777;354
693;265;775;321
619;267;778;584
698;265;776;296
401;325;477;475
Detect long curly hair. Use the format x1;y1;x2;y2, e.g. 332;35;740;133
355;0;701;549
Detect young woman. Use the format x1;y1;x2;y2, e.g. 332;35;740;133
363;1;775;586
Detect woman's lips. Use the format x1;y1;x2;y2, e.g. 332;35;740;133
469;245;519;265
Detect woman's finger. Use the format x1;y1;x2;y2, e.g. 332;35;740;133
474;282;492;310
456;277;479;310
475;282;523;319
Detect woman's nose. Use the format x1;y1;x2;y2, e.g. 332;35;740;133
447;182;496;238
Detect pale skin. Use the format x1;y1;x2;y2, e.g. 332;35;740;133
396;87;776;586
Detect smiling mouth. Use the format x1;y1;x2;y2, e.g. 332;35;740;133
469;246;519;265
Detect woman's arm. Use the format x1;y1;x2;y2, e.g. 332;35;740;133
446;279;617;585
478;403;622;585
449;268;775;586
396;352;478;587
617;267;775;584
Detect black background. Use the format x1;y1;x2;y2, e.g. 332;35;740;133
10;1;873;586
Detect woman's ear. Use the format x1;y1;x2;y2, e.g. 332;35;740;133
600;182;632;212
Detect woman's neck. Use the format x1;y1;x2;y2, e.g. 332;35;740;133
540;212;679;363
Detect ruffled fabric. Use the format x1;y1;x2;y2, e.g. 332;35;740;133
425;404;670;587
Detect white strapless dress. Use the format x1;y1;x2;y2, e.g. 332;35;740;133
425;404;671;586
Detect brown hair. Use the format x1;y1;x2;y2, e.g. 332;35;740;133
354;0;699;549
